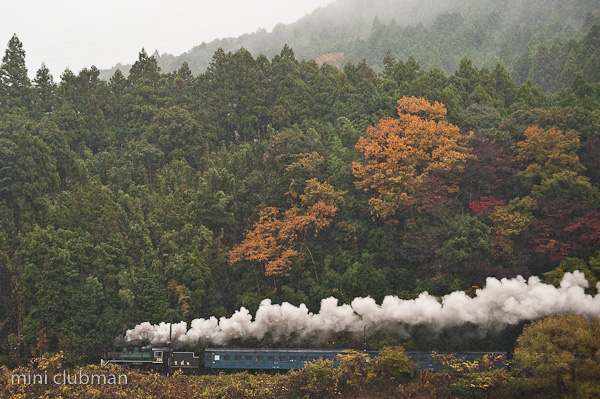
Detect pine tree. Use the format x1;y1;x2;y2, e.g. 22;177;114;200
32;63;56;117
0;34;31;110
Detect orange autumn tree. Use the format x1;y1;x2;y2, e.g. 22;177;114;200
229;178;345;277
352;96;472;219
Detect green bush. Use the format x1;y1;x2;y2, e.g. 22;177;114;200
290;358;338;397
576;381;600;399
335;350;376;388
374;346;415;380
432;352;513;398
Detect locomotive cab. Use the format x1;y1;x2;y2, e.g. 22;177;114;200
151;347;170;373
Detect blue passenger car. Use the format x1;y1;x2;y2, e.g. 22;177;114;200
204;347;506;372
204;348;378;370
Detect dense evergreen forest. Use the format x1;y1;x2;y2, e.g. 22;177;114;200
100;0;600;92
1;8;600;371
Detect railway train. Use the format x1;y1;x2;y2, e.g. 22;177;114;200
102;346;506;374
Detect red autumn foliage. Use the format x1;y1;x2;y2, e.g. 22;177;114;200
469;196;506;214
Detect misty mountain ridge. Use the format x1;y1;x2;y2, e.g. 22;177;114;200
100;0;599;85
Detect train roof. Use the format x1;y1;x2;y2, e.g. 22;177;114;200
204;347;372;353
204;347;506;355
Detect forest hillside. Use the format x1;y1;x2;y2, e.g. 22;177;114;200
100;0;600;92
0;3;600;398
1;19;600;363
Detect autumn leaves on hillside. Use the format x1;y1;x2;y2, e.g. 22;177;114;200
353;97;471;220
229;96;467;277
229;178;345;277
229;96;596;283
2;32;600;363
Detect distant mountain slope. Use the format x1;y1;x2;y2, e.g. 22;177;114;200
99;0;599;81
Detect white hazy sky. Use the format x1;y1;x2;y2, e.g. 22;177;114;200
1;0;335;78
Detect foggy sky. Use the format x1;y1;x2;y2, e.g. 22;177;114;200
1;0;334;78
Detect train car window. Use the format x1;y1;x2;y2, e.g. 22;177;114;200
300;356;308;361
154;351;163;358
245;355;252;361
267;356;274;361
278;356;286;361
214;354;220;361
289;356;296;362
223;355;231;361
234;355;242;361
256;356;264;361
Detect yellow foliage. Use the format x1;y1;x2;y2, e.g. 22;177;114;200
518;126;583;178
515;314;600;393
490;196;536;252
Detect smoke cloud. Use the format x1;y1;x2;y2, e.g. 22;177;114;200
125;272;600;346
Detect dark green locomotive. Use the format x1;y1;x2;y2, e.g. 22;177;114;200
102;346;200;374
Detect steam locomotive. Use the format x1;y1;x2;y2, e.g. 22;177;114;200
102;346;506;374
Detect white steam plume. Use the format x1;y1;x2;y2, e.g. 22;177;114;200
125;272;600;346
